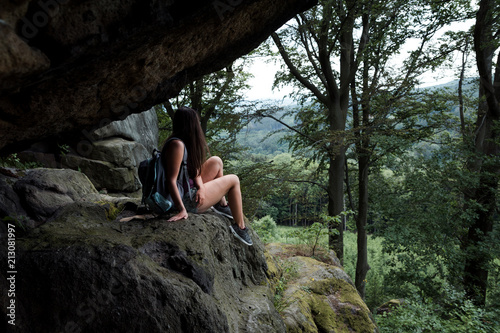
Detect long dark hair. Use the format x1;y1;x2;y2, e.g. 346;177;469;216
163;106;207;178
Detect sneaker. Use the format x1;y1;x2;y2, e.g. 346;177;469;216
212;203;233;219
229;224;253;246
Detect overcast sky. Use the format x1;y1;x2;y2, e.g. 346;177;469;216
244;20;475;101
244;57;292;101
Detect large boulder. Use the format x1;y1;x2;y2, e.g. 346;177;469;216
71;108;158;192
0;0;317;155
0;168;376;332
91;110;160;155
64;154;141;192
266;243;379;333
0;168;110;227
0;176;29;223
18;108;159;193
0;202;285;332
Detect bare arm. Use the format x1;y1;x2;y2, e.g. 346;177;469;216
163;139;188;221
193;175;205;207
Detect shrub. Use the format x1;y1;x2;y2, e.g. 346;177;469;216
0;153;42;169
375;285;500;333
253;215;278;243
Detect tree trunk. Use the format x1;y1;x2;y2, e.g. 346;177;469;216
326;92;349;262
355;140;370;300
328;145;346;263
463;0;500;306
351;60;371;299
463;81;498;305
463;160;497;305
458;37;469;140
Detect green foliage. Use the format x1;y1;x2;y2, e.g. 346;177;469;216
94;201;124;221
252;215;278;243
368;128;500;304
375;286;500;333
2;215;29;233
0;153;42;169
265;227;393;310
273;260;299;313
58;144;70;156
343;232;391;310
234;146;328;225
487;261;500;310
156;59;253;159
287;214;342;256
289;222;328;255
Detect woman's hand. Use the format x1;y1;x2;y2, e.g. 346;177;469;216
196;184;206;208
167;209;188;222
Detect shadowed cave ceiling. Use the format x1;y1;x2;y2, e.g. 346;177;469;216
0;0;317;155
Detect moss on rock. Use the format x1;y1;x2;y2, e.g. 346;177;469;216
265;244;379;333
4;203;285;333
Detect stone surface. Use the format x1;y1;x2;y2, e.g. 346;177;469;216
0;22;50;90
0;203;285;333
88;137;148;169
63;155;139;193
0;169;375;332
91;109;160;155
11;168;101;221
375;299;403;315
0;0;317;155
17;108;158;193
0;175;29;223
266;243;379;333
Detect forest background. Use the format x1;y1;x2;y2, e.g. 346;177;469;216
155;0;500;331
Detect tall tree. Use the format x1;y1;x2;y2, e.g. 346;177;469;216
270;0;370;262
463;0;500;306
349;0;471;299
156;60;252;158
269;0;470;296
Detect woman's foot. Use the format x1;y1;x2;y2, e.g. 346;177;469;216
229;224;253;246
212;203;233;219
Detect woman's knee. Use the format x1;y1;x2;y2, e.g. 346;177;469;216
201;156;224;181
207;156;223;169
227;174;240;186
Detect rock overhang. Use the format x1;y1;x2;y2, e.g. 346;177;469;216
0;0;317;155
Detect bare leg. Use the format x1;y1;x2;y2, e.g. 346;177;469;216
200;156;227;206
197;174;246;229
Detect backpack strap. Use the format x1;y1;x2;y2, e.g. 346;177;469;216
140;149;160;206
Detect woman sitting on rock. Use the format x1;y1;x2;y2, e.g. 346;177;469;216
162;106;252;246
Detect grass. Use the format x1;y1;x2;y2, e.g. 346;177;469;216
264;225;500;332
268;225;391;310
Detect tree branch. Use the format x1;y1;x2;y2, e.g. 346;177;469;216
318;3;340;101
264;175;328;192
271;32;328;104
163;100;175;120
255;109;330;153
296;14;329;89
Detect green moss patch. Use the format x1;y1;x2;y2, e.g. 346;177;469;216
265;245;378;333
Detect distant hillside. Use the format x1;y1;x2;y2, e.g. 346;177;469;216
237;108;295;156
237;78;479;157
419;77;478;95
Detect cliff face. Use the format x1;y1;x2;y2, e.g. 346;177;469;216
18;108;160;193
0;168;283;332
0;0;316;155
0;168;378;332
1;200;285;332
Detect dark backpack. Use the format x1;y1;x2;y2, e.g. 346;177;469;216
138;138;190;214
